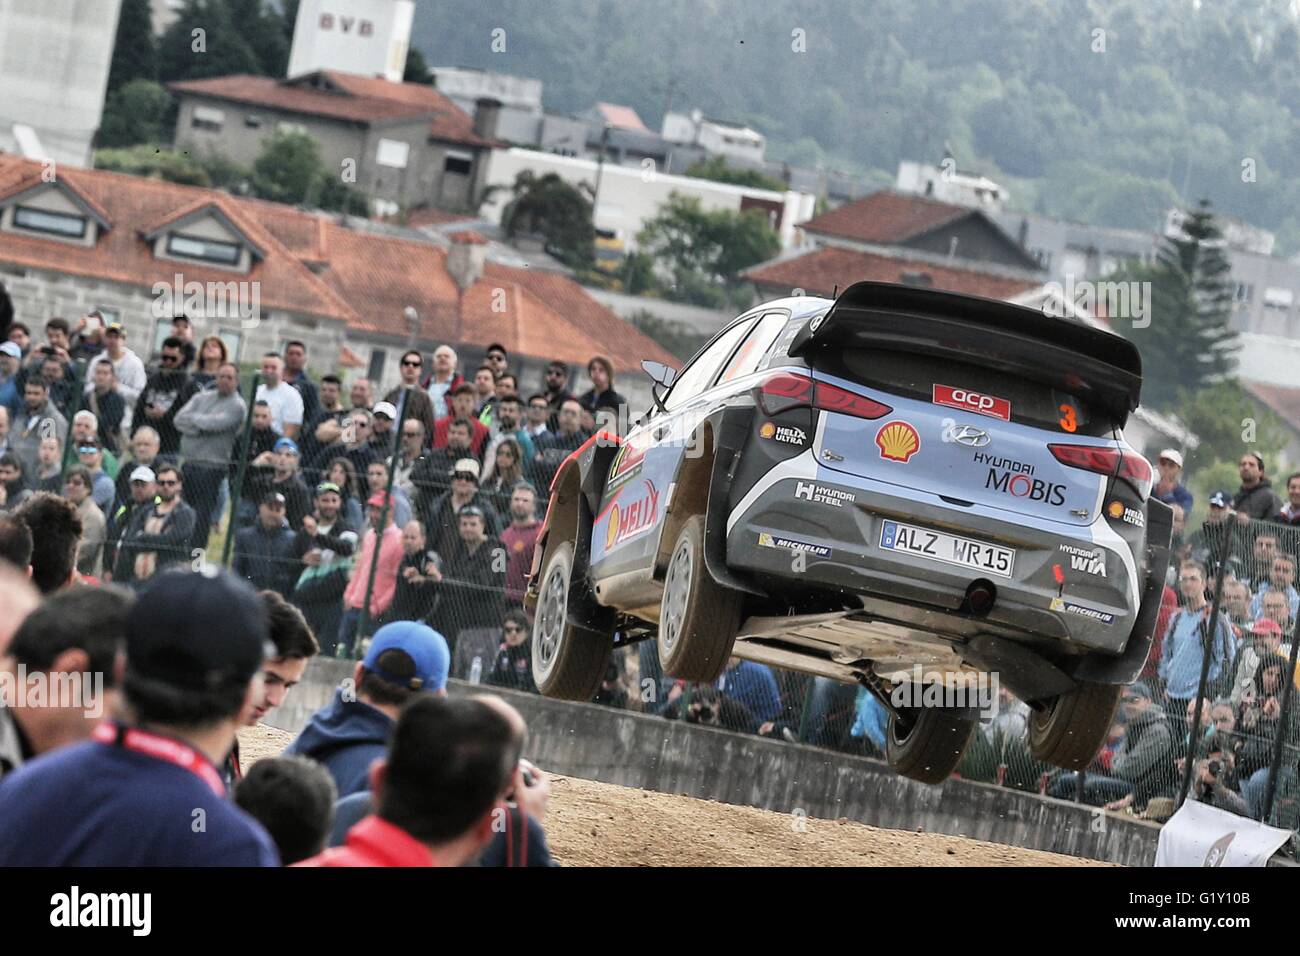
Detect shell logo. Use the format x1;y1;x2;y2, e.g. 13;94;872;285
1107;500;1125;519
606;504;621;551
760;422;776;439
875;421;920;462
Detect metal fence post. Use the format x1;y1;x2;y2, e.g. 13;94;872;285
57;359;88;481
355;385;410;653
1261;561;1300;823
1177;520;1236;809
221;371;261;567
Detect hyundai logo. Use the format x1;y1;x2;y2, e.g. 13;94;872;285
950;425;991;447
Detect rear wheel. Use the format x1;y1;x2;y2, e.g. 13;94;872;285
532;540;612;701
1028;680;1123;769
886;706;977;784
657;515;743;683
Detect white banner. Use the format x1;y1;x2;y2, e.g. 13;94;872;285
1155;800;1291;867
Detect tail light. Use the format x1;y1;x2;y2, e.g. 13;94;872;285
1048;443;1152;499
757;373;892;420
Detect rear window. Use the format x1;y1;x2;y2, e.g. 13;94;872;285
821;349;1112;437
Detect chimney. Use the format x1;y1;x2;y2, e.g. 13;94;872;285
447;231;489;291
473;97;503;140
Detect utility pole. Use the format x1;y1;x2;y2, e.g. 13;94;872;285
592;124;611;231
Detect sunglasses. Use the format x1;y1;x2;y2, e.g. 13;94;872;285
401;359;422;367
403;430;422;437
160;354;180;364
503;624;525;633
453;473;477;482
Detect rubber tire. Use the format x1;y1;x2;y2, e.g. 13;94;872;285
531;540;612;701
886;707;978;785
1028;680;1124;770
657;515;743;683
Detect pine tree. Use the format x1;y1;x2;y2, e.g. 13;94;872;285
158;0;262;82
1122;199;1239;410
227;0;290;76
107;0;158;93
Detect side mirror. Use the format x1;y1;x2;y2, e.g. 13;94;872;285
641;360;677;389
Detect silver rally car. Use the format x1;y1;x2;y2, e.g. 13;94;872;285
525;281;1172;784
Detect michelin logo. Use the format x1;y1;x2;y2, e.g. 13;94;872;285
1050;596;1115;625
794;481;856;507
758;532;831;557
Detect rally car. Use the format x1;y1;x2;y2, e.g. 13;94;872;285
525;281;1172;784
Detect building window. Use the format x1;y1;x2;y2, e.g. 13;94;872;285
367;348;387;383
245;115;263;129
166;232;242;266
443;152;473;176
277;121;307;135
1264;287;1293;310
376;139;410;169
13;205;88;239
192;106;225;132
1235;282;1254;303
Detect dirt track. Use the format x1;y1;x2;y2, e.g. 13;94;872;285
239;724;1104;867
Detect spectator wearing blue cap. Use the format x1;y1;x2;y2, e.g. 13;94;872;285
0;569;279;865
251;436;312;531
233;491;300;598
286;621;450;798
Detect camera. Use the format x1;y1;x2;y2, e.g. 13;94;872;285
1206;759;1221;778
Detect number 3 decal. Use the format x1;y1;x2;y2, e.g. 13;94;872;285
1059;404;1077;433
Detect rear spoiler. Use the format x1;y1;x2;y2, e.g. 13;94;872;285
788;281;1143;425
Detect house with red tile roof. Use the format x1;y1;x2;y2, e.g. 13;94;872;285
0;155;676;401
168;70;501;215
746;190;1045;302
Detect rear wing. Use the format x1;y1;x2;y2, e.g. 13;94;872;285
788;281;1143;425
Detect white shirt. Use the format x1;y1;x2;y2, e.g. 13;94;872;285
88;347;148;407
255;381;305;434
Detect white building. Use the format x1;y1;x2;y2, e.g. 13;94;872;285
896;158;1007;211
286;0;414;83
661;110;766;164
480;147;816;253
0;0;122;166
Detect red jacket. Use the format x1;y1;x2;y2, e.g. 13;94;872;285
432;414;489;458
295;815;435;867
1141;585;1179;681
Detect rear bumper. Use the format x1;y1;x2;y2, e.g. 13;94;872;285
725;475;1141;655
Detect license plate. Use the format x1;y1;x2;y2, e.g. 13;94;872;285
879;520;1014;577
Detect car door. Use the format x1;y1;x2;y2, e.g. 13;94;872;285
589;316;757;578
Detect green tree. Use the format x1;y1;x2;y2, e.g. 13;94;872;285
684;155;785;192
107;0;158;93
1177;381;1286;476
159;0;261;82
499;171;595;268
404;47;433;84
636;192;780;306
227;0;290;76
1116;201;1239;411
98;80;175;148
251;131;323;204
94;145;212;186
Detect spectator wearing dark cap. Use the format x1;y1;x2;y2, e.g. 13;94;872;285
14;492;83;593
131;336;197;456
233;492;300;598
0;570;279;865
286;620;450;798
236;755;337;865
423;457;501;558
0;585;131;782
169;314;197;368
1233;452;1281;523
338;491;405;654
1101;682;1177;814
298;695;533;867
222;591;321;788
438;503;506;650
1188;490;1235;570
111;464;196;587
433;383;490;458
1273;471;1300;527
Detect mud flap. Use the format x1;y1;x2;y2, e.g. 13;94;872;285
1072;497;1173;685
704;405;768;598
566;487;614;634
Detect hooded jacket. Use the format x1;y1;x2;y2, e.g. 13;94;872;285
285;689;394;798
1234;479;1282;521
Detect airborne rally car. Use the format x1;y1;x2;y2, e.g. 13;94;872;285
525;282;1172;784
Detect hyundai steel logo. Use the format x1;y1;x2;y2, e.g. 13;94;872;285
948;424;991;447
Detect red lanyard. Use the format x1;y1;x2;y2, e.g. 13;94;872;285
93;722;226;797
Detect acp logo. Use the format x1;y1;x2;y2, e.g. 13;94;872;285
933;384;1011;421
